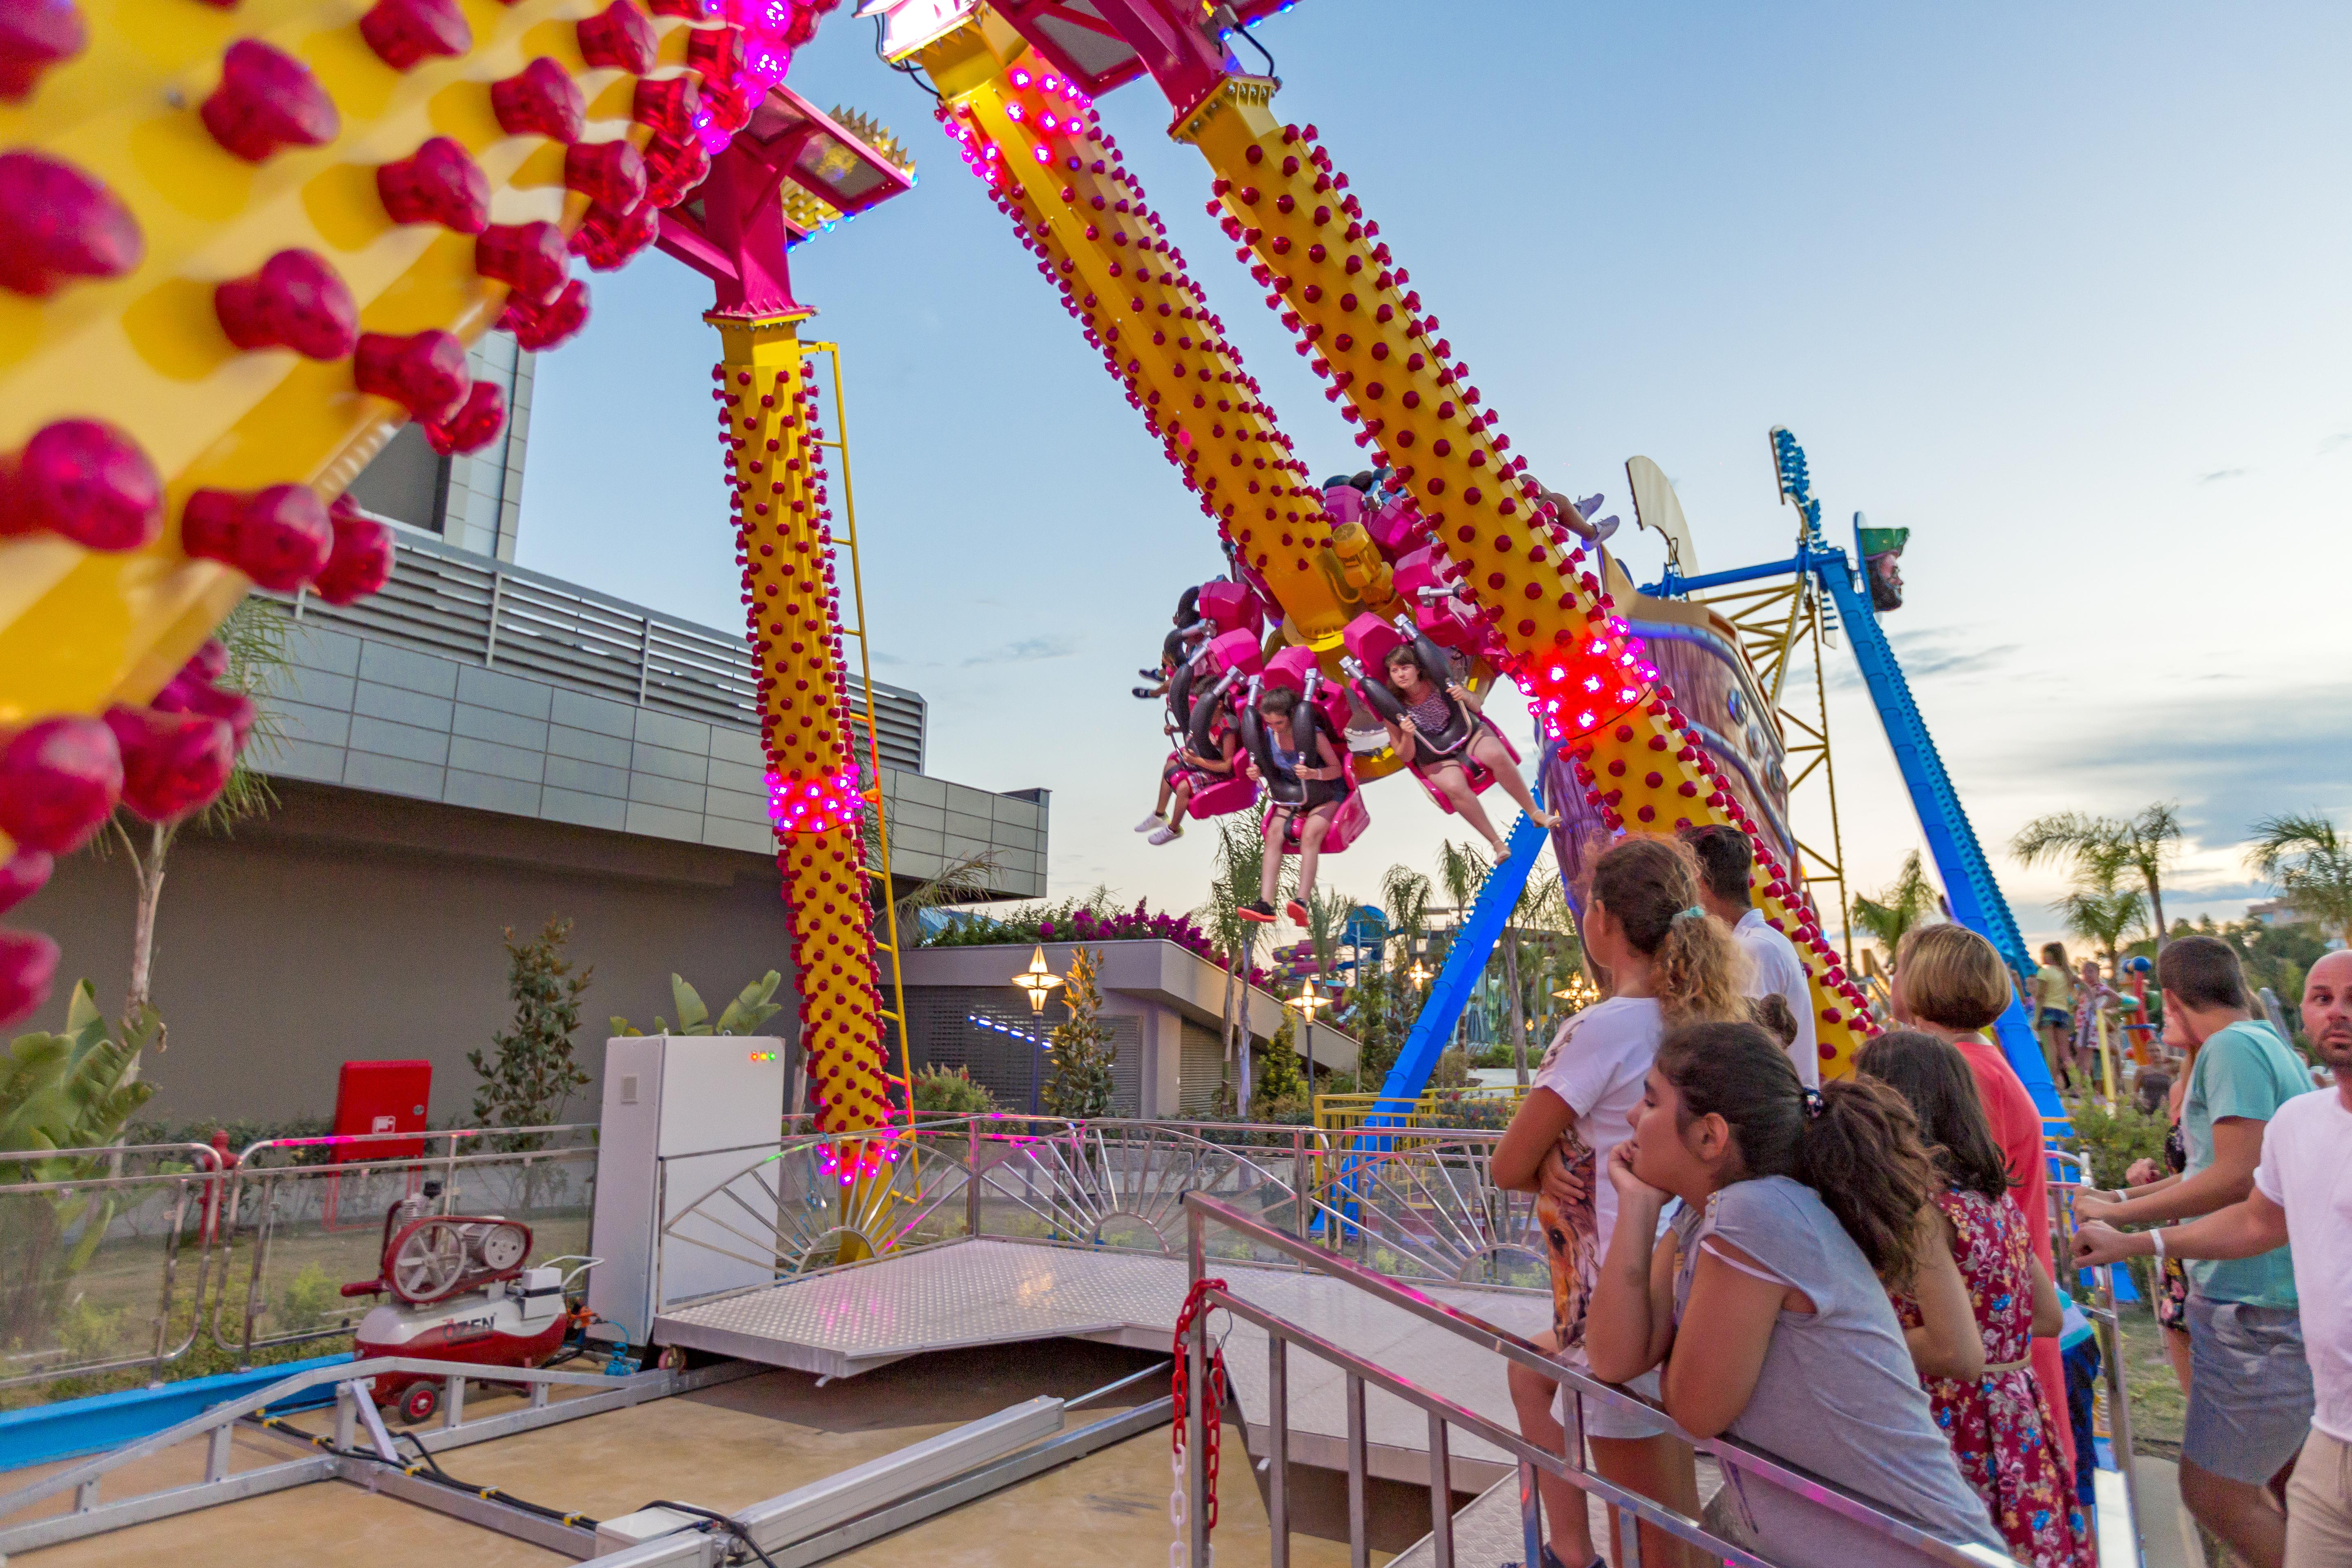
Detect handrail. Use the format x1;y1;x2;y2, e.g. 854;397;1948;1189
1181;1189;2020;1568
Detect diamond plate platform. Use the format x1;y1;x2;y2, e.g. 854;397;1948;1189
655;1237;1551;1488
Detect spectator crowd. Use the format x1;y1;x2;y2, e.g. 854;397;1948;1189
1483;827;2351;1568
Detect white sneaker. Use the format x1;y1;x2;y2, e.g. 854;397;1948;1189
1147;823;1183;846
1134;813;1165;833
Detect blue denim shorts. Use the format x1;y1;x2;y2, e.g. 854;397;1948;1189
2184;1295;2315;1483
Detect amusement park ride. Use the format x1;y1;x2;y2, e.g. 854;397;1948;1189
0;0;2049;1169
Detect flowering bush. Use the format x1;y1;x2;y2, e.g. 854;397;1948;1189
921;896;1270;988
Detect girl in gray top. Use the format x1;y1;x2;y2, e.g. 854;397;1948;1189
1584;1020;2011;1568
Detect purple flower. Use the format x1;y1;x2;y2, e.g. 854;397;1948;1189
1038;920;1055;938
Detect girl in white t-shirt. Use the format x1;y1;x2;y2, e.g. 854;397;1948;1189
1493;834;1751;1568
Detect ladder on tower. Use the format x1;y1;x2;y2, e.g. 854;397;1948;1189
804;342;916;1131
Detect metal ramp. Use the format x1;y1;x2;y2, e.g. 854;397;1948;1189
656;1236;1550;1488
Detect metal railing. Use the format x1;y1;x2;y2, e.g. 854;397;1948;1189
2048;1149;2144;1559
279;528;927;772
1312;1085;1527;1134
0;1144;225;1393
0;1125;598;1395
1181;1191;2020;1568
650;1115;1314;1310
0;1352;747;1558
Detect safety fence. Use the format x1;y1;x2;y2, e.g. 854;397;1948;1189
649;1114;1548;1315
1310;1085;1526;1135
0;1125;597;1398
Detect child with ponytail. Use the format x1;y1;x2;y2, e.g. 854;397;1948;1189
1492;835;1749;1568
1582;1020;2005;1568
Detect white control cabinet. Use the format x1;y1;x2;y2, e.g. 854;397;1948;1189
588;1034;787;1345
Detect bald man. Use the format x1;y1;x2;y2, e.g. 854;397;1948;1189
2079;950;2352;1568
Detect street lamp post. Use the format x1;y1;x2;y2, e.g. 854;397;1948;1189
1286;978;1331;1107
1013;945;1063;1015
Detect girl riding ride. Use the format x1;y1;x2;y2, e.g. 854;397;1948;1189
1236;684;1348;926
1359;635;1555;858
1490;835;1748;1568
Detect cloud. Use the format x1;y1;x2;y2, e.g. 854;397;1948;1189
2198;466;2249;483
962;634;1076;666
1985;681;2352;855
1829;625;2020;689
2322;432;2352;455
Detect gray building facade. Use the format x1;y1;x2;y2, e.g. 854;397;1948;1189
20;341;1046;1127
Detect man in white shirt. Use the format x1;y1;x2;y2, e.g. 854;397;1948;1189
2077;949;2352;1568
1681;824;1818;1086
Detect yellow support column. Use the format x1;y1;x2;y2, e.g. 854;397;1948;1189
705;313;896;1164
909;18;1353;641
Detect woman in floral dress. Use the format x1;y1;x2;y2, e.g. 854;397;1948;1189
1861;1031;2096;1568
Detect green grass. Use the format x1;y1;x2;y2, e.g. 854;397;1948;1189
2112;1301;2185;1459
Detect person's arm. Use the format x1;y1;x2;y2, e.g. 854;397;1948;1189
1660;1236;1795;1439
1312;733;1345;781
2025;1251;2063;1339
1447;679;1485;715
1388;718;1418;764
2074;1185;2290;1268
1585;1148;1678;1383
1490;1086;1573;1193
1902;1208;1987;1380
2076;1116;2263;1227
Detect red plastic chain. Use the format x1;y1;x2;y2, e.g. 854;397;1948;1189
1171;1276;1231;1551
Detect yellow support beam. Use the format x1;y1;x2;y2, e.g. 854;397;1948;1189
1166;83;1875;1076
705;313;896;1147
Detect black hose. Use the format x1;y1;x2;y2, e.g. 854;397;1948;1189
1231;18;1278;84
242;1411;600;1530
875;15;943;101
637;1499;781;1568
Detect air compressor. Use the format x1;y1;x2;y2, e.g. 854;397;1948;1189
340;1182;599;1423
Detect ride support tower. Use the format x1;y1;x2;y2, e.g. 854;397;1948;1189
902;0;1878;1069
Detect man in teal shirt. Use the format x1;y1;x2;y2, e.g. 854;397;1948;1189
2079;935;2314;1568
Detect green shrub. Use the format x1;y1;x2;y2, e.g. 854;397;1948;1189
911;1065;997;1116
273;1263;342;1336
2060;1099;2167;1192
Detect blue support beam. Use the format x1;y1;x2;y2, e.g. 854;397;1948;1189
1368;807;1550;1125
1811;548;2060;1116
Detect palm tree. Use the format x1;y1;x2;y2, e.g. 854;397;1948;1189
1378;863;1432;976
1432;840;1491;1058
1849;851;1941;971
2056;852;2147;973
2248;813;2352;944
1197;817;1288;1109
2013;804;2183;949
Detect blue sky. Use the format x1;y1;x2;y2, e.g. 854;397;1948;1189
518;2;2352;946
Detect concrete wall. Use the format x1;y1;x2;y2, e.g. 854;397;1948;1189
18;780;798;1129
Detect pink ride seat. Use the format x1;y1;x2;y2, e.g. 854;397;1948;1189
1409;715;1520;813
1185;773;1259;819
1262;761;1370;855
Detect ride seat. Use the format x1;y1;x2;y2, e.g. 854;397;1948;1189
1168;753;1258;820
1262;760;1370;856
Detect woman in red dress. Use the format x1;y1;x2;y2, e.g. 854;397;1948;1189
1862;1030;2095;1568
